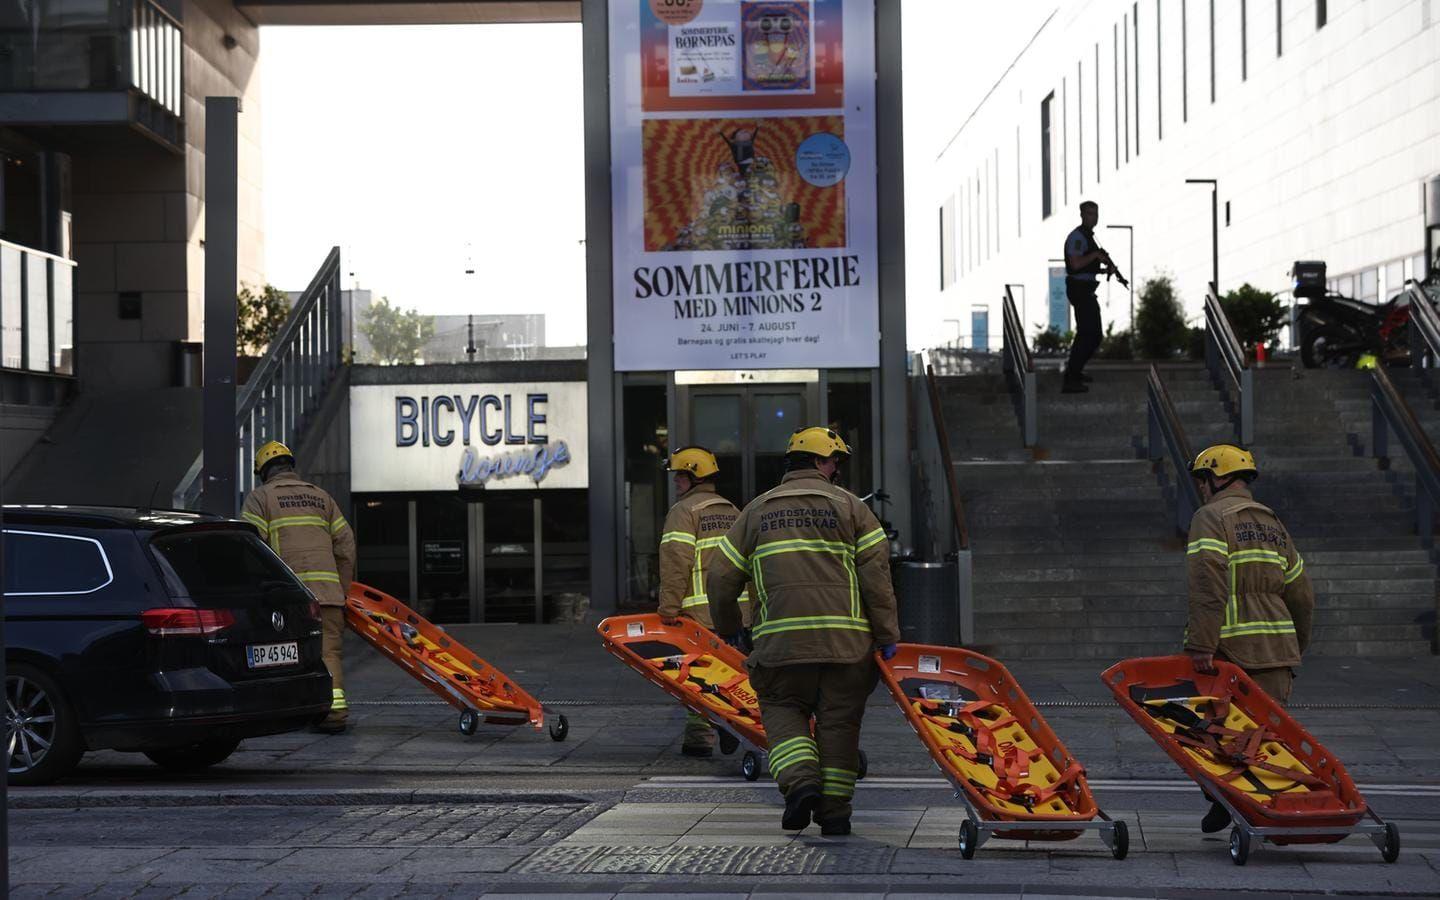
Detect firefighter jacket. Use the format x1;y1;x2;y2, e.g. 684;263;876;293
1185;482;1315;669
707;468;901;666
657;482;751;628
242;472;356;606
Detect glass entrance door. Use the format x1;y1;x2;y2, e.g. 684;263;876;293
681;384;813;505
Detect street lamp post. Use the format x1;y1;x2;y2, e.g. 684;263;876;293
1185;178;1219;293
1105;224;1135;330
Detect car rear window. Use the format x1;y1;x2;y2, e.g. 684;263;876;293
2;530;114;595
150;529;308;604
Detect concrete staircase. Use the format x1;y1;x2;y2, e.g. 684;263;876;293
936;362;1437;660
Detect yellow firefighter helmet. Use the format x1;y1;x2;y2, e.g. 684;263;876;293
1191;444;1258;480
786;426;851;459
253;440;295;475
668;446;720;479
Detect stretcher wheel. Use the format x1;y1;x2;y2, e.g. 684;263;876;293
741;751;761;782
857;750;869;781
1381;822;1400;863
1109;820;1129;861
1229;827;1250;866
549;714;569;742
458;709;479;736
958;819;978;859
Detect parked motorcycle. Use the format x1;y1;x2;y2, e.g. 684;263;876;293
1295;260;1439;368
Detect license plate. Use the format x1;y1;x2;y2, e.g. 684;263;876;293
246;642;299;669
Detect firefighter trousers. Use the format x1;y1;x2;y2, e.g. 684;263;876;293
751;658;879;822
321;606;348;724
1246;666;1294;706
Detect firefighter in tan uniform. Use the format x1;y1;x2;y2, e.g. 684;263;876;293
708;427;900;836
657;447;751;757
242;441;357;734
1185;443;1315;832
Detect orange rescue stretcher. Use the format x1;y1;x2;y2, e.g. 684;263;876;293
596;613;869;781
1103;655;1399;865
880;643;1128;860
346;581;568;741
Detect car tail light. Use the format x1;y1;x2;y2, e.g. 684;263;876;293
141;608;236;637
305;600;323;623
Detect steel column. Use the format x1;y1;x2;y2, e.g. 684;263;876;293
876;0;911;553
583;0;618;614
202;96;239;516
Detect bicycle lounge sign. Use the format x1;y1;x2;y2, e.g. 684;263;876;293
350;382;589;493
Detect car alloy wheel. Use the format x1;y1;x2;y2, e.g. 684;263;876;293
8;673;58;776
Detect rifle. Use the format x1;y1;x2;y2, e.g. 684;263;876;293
1096;245;1131;289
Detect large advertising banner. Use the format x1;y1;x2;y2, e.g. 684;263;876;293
611;0;878;371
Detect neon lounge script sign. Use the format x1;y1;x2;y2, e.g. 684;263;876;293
392;392;574;487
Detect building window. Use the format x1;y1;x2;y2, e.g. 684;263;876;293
1123;13;1130;162
1276;0;1283;56
1095;43;1102;182
1133;2;1141;155
1337;274;1354;298
1413;253;1428;282
1113;24;1121;170
1384;259;1404;298
1061;77;1069;204
1016;125;1023;236
1209;0;1216;102
1241;0;1248;81
1077;62;1084;194
1040;92;1054;219
939;198;956;289
1156;0;1163;141
994;147;1002;251
1359;268;1379;303
1316;0;1326;29
1182;0;1189;122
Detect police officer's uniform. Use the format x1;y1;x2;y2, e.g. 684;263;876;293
1064;224;1104;385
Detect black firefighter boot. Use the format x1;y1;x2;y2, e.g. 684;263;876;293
1201;800;1233;833
781;784;821;831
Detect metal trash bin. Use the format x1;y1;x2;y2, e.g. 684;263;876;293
893;560;960;646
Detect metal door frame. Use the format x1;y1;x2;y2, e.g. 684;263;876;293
673;377;820;503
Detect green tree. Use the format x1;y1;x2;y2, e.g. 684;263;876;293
1134;273;1190;359
1220;283;1287;350
1032;326;1073;356
236;283;291;356
1096;324;1134;360
359;296;435;365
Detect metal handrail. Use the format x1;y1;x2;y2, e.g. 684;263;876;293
1407;284;1440;381
1203;283;1254;445
174;247;345;510
1370;364;1440;547
1002;286;1037;446
1146;365;1203;535
923;360;971;551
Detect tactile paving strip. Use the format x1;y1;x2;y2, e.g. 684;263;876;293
513;844;895;875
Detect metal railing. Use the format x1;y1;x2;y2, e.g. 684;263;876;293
911;350;973;644
174;248;345;510
129;0;183;117
1147;364;1203;536
1369;364;1440;548
1407;284;1440;389
1203;283;1254;445
0;239;76;377
1001;286;1037;447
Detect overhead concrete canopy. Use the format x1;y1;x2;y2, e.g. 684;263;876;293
236;0;578;26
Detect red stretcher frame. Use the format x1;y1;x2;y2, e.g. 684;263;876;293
880;643;1126;859
1102;655;1398;865
345;581;567;741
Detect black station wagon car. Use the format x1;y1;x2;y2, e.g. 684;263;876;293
3;506;333;785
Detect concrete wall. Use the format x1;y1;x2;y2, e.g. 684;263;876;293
70;0;264;394
927;0;1440;346
0;402;61;482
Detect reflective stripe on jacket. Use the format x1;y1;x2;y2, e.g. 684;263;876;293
1185;483;1315;669
241;472;356;606
657;483;751;629
707;468;900;666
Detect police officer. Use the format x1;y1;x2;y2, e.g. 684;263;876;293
658;446;750;757
1062;200;1118;393
1185;444;1315;831
242;441;357;734
707;427;900;836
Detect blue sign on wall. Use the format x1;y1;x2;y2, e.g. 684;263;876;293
971;307;989;352
1048;266;1070;333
